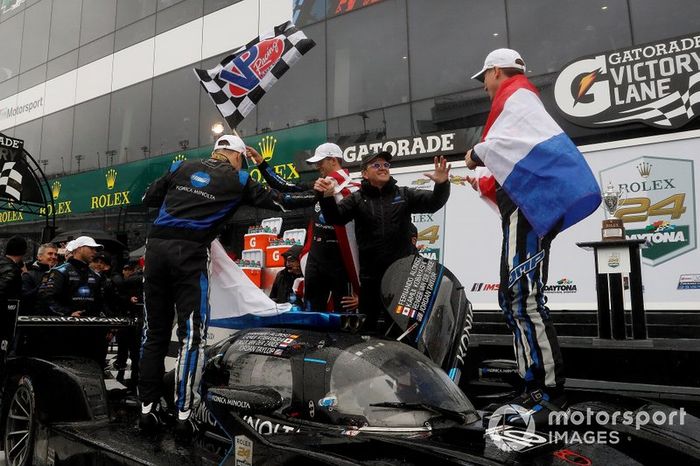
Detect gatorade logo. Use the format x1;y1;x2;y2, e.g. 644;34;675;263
272;250;280;262
250;237;256;248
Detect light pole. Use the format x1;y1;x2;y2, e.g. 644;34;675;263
40;159;48;172
60;156;65;175
74;154;84;172
96;151;101;169
140;146;151;159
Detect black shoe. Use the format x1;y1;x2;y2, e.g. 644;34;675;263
174;416;199;442
139;402;165;432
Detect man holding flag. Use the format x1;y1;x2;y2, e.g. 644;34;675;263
465;49;601;421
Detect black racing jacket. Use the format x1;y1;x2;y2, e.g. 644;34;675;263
144;158;316;245
257;161;340;261
319;177;450;280
0;256;22;301
21;261;50;312
37;258;103;316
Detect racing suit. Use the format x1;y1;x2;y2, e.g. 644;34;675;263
21;261;50;313
37;258;106;365
320;177;450;330
496;187;565;391
38;258;103;316
139;157;315;415
0;256;22;377
257;161;354;312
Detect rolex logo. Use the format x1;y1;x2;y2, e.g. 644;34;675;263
51;181;61;200
258;135;276;161
106;168;117;190
173;154;187;163
637;162;652;179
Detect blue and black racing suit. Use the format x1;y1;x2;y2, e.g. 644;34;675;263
139;157;315;415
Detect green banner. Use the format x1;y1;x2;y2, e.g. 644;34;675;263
4;122;326;224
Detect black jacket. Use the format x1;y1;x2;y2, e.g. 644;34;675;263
21;261;50;312
269;269;302;304
320;178;450;280
143;158;316;245
38;258;103;316
258;161;340;261
0;256;22;301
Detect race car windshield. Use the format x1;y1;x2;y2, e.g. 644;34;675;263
327;340;475;428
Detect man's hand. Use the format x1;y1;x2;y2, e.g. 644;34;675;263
465;175;479;192
424;156;451;183
245;146;263;165
70;310;84;317
341;293;359;311
313;178;335;197
465;149;478;170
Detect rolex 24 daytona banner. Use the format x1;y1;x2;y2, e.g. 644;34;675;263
194;21;315;129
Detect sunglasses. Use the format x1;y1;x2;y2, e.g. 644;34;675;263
369;162;391;170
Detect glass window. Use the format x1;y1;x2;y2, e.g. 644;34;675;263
326;0;409;117
157;0;184;10
0;77;18;100
108;81;152;165
116;0;156;29
408;0;507;100
150;66;199;156
78;34;115;67
328;104;410;144
13;118;42;160
19;0;51;73
0;13;22;82
411;89;491;136
629;0;700;44
18;64;46;92
80;0;117;46
204;0;243;16
155;0;202;35
47;50;78;80
48;0;81;60
257;22;326;133
41;107;74;176
0;0;25;23
115;14;156;52
507;0;632;75
327;0;385;17
72;96;110;173
293;0;325;26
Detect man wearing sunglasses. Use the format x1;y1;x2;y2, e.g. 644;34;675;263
315;151;451;333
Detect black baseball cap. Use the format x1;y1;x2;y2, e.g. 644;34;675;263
361;150;392;169
282;244;303;261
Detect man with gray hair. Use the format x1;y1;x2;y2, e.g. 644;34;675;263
21;243;58;313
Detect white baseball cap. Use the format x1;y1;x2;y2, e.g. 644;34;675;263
471;48;526;81
306;142;343;163
66;236;103;252
213;135;246;153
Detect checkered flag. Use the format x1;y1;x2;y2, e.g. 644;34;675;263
194;21;315;129
0;162;22;201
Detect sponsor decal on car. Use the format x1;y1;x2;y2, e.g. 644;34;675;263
234;435;253;466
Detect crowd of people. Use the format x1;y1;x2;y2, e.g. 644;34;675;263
0;47;601;438
0;235;144;389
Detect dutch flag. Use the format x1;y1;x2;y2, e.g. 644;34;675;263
474;75;601;237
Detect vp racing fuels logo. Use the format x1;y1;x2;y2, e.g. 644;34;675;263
554;32;700;129
600;156;696;266
220;38;284;98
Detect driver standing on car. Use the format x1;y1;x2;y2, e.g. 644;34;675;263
138;134;316;439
